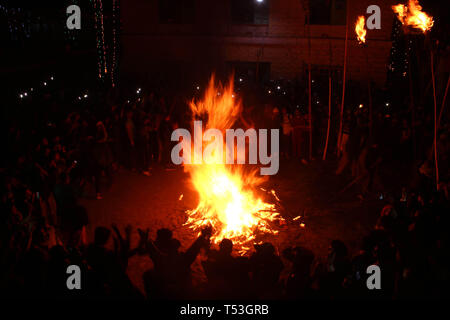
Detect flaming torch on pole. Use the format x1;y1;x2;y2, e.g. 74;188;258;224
355;16;373;139
392;0;437;189
355;16;367;45
392;0;433;34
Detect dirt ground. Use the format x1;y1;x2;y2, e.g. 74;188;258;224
79;159;383;295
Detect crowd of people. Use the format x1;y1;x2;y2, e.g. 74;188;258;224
1;75;449;299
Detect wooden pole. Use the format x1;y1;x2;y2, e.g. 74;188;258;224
437;74;450;130
308;67;312;160
364;47;373;139
337;0;349;156
430;49;439;190
430;73;450;174
307;10;313;161
323;74;332;160
404;34;417;160
323;39;333;160
408;52;417;160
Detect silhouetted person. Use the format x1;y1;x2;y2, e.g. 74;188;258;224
250;242;283;299
85;225;143;299
85;227;116;297
202;239;251;299
283;246;314;299
319;240;351;299
143;227;211;299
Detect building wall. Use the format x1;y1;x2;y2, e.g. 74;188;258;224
120;0;395;85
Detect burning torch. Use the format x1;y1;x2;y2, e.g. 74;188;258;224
392;0;438;189
355;15;373;139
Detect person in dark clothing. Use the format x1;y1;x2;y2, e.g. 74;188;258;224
148;115;160;167
202;238;251;299
135;109;150;175
124;110;137;171
318;240;351;299
109;111;124;170
249;242;284;299
283;246;315;299
85;227;116;297
336;111;356;175
92;121;113;199
85;225;144;299
143;226;211;299
158;115;173;166
59;204;89;248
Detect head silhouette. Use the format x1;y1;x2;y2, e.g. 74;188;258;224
219;239;233;256
155;228;173;252
94;227;111;246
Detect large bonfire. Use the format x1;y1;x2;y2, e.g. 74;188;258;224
182;75;284;253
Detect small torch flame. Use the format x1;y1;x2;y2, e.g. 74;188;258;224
392;0;434;33
355;16;367;44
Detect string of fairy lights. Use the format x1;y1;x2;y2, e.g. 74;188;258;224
93;0;106;80
92;0;120;87
111;0;118;87
388;19;411;79
14;1;120;102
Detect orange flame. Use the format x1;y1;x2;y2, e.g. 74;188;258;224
392;0;434;33
183;75;283;252
355;16;367;44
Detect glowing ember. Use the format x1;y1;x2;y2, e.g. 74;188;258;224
183;75;283;250
355;16;367;44
392;0;434;33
